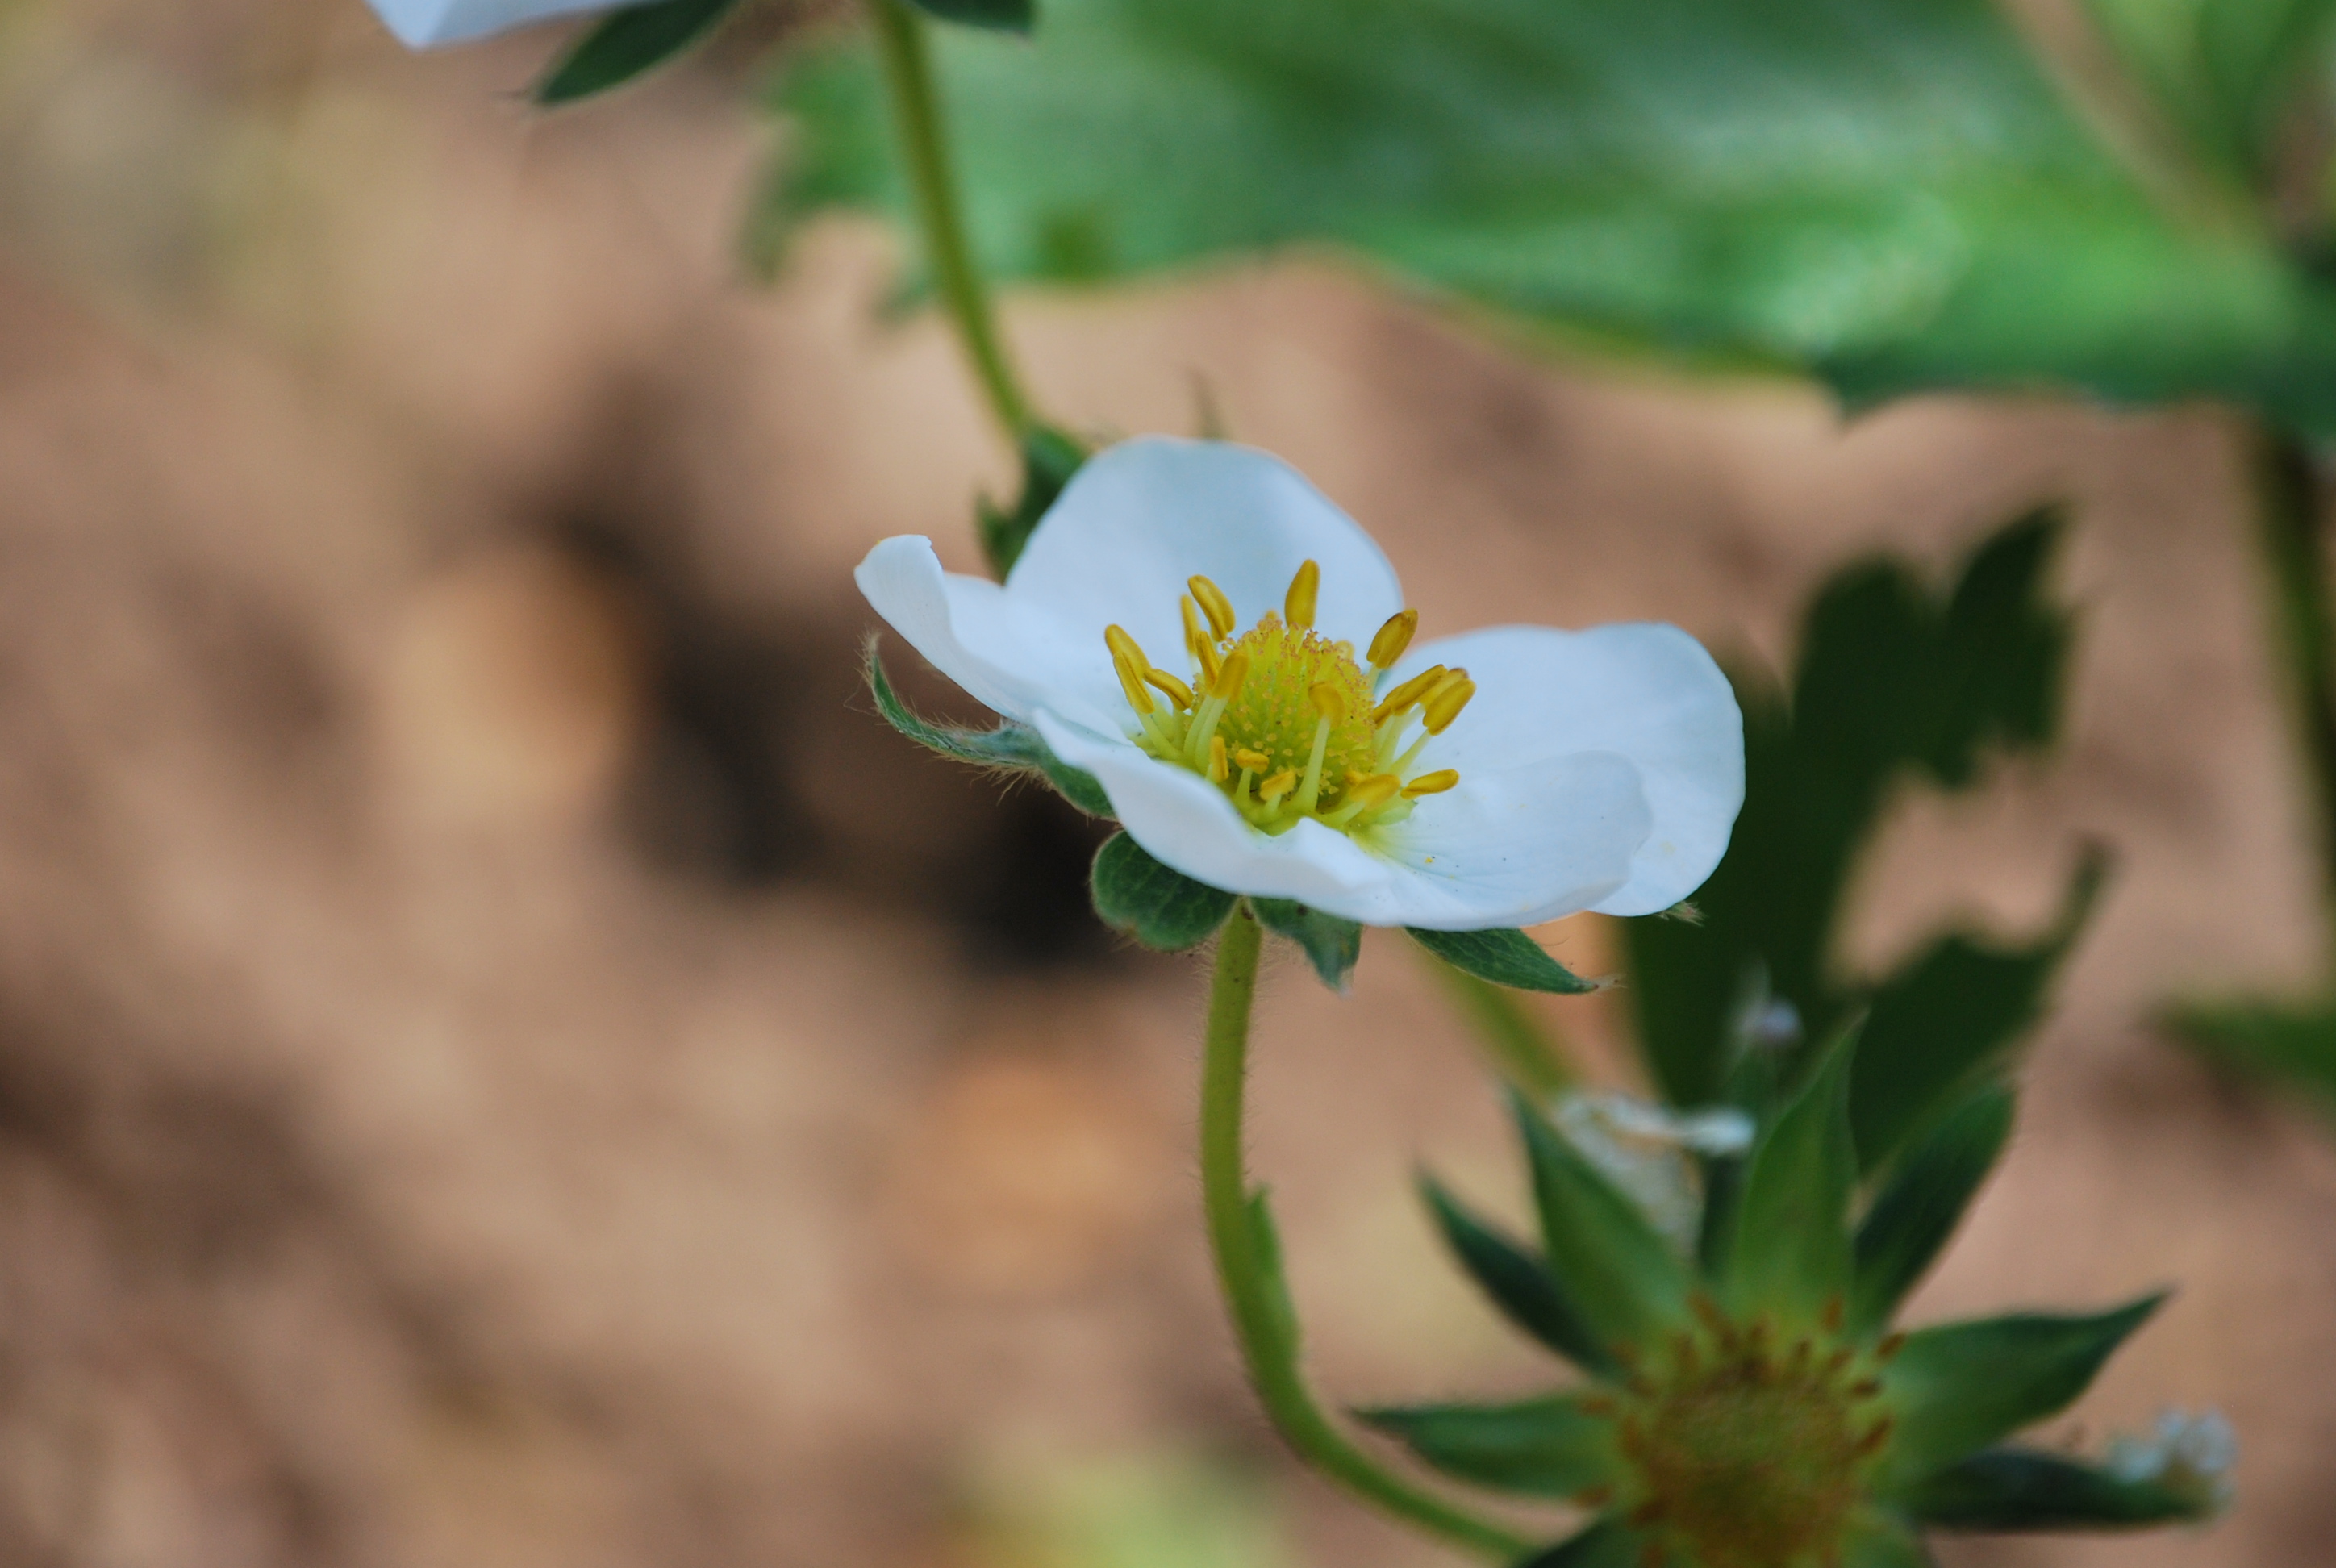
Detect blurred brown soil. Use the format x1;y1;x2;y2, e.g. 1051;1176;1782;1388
0;6;2329;1567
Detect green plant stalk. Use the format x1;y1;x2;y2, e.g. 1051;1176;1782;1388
869;0;1037;439
2246;420;2336;968
1427;955;1575;1101
1202;906;1530;1562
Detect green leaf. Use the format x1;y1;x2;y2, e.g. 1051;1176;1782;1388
1357;1396;1617;1499
1880;1296;2164;1488
1838;1508;1938;1567
1090;833;1237;949
1512;1519;1639;1568
977;425;1086;575
1252;899;1363;990
764;0;2336;436
866;645;1115;816
2168;996;2336;1113
1721;1032;1857;1320
536;0;743;104
908;0;1037;31
1512;1095;1693;1357
1850;1083;2016;1336
1419;1177;1616;1376
1408;928;1597;995
1900;1445;2210;1530
2083;0;2336;184
1850;845;2106;1170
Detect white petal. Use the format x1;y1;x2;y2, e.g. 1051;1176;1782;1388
1386;623;1744;921
366;0;606;48
855;536;1124;733
1007;438;1405;665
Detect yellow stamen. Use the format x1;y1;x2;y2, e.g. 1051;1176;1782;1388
1330;773;1401;818
1423;676;1477;735
1367;609;1418;669
1308;681;1347;726
1370;665;1447;724
1284;559;1320;629
1211;648;1252;702
1113;650;1156;715
1258;769;1298;804
1402;769;1460;797
1189;575;1237;640
1296;685;1341;812
1105;623;1149;672
1145;668;1195;711
1208;734;1229;782
1232;748;1270;772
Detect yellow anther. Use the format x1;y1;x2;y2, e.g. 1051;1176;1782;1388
1370;664;1447;724
1283;559;1320;629
1188;575;1237;640
1342;774;1402;811
1232;748;1270;772
1308;682;1347;726
1145;668;1195;710
1258;769;1298;803
1211;648;1252;701
1105;623;1148;671
1402;769;1460;797
1113;651;1156;715
1423;676;1477;734
1208;735;1229;782
1367;609;1419;669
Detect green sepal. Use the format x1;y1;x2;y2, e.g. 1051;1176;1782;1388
1512;1517;1639;1568
1251;899;1362;990
1720;1028;1857;1320
907;0;1035;31
1879;1295;2164;1489
1411;928;1598;995
534;0;744;104
1850;845;2106;1170
1900;1445;2210;1531
978;425;1087;576
1850;1082;2016;1336
1419;1176;1617;1377
1091;833;1237;950
2167;996;2336;1115
1512;1092;1693;1357
866;645;1113;816
1837;1508;1938;1566
1356;1395;1618;1499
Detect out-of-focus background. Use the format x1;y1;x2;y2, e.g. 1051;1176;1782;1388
0;2;2329;1566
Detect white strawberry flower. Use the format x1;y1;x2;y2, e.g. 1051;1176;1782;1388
857;437;1744;931
365;0;607;48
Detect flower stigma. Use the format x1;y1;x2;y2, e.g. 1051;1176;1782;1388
1102;561;1472;838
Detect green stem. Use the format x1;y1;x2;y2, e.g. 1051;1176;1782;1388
1428;957;1575;1103
869;0;1037;439
1202;907;1531;1562
2246;421;2336;971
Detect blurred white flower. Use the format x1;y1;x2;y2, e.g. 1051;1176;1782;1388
857;438;1745;929
1554;1090;1754;1251
2107;1408;2237;1512
365;0;610;48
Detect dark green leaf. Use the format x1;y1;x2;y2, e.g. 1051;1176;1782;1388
1090;833;1236;950
1850;845;2106;1170
1850;1082;2016;1335
1409;928;1596;995
1901;1445;2210;1531
1512;1095;1692;1357
977;425;1086;575
1512;1519;1639;1568
1420;1177;1616;1376
1838;1508;1938;1566
1721;1032;1857;1320
866;645;1114;816
908;0;1036;31
1880;1296;2163;1487
536;0;743;104
2168;996;2336;1113
1251;899;1363;990
1358;1396;1617;1499
765;0;2336;436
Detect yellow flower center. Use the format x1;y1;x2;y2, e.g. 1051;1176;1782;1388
1103;561;1470;837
